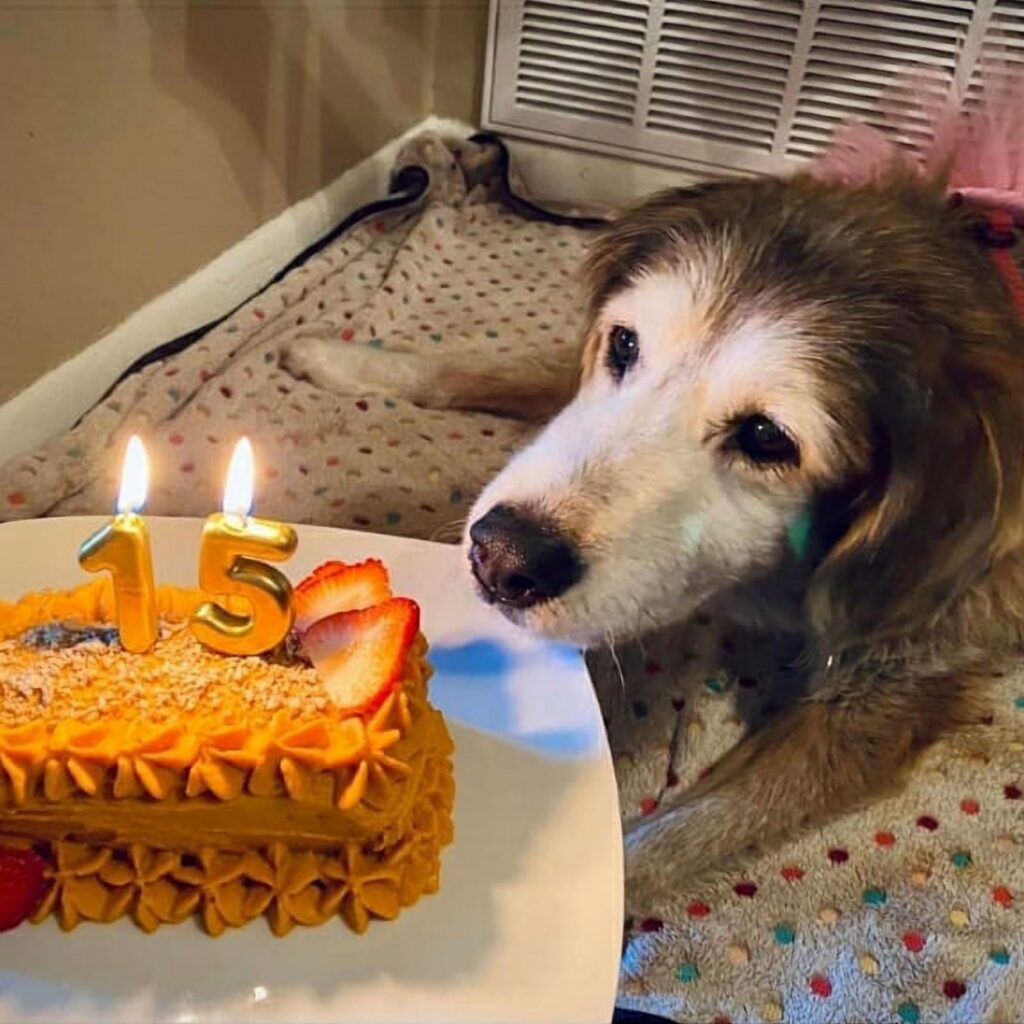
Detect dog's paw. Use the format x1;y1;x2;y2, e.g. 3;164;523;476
281;336;433;405
623;837;664;919
623;806;710;913
280;335;336;386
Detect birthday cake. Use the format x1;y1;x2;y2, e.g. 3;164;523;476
0;560;453;936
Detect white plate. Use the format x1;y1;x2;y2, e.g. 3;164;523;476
0;517;622;1024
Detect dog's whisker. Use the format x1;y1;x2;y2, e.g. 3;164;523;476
429;517;468;543
605;630;627;700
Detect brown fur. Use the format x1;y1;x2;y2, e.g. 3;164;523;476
586;173;1024;907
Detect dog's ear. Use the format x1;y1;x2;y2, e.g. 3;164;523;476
806;338;1024;656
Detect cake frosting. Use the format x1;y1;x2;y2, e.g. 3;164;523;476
0;575;453;936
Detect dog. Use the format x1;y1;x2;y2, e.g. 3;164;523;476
285;81;1024;912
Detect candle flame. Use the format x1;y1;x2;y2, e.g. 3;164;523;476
223;437;254;519
116;436;149;515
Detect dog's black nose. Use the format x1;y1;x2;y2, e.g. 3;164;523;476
469;504;583;609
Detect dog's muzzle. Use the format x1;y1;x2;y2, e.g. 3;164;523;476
468;504;583;609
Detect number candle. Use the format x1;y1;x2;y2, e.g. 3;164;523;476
78;435;158;653
190;438;298;656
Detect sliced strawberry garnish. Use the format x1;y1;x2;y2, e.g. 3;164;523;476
294;559;392;632
304;560;353;583
304;598;419;712
0;847;47;932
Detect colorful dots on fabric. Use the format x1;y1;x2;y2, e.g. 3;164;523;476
676;963;700;984
858;952;879;976
943;979;967;1000
992;885;1014;907
949;908;970;928
809;973;832;998
726;943;749;966
862;887;887;907
897;1001;921;1023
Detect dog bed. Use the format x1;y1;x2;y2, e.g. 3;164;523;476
1;135;1021;1023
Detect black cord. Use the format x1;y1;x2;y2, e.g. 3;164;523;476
79;164;430;423
469;130;611;230
611;1009;676;1023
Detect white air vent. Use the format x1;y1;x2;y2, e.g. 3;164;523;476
966;0;1024;104
647;0;804;154
514;1;649;124
483;0;1024;176
785;1;974;159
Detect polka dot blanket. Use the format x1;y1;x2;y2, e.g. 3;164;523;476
1;134;1022;1023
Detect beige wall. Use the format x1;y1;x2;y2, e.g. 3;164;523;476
0;0;488;402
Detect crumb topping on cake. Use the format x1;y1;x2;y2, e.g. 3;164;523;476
0;620;333;726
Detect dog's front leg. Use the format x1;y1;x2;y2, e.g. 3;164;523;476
282;334;577;422
623;686;962;911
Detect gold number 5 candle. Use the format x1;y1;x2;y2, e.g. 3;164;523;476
191;438;298;656
78;435;158;653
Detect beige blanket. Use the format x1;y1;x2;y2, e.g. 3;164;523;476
1;135;1021;1023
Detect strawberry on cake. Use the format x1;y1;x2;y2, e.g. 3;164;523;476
0;559;453;937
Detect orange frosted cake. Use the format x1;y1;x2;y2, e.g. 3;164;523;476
0;561;453;936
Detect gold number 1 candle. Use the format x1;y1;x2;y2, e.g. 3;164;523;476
191;438;298;655
78;435;158;653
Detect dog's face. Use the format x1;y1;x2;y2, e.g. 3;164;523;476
466;176;1024;649
468;271;855;645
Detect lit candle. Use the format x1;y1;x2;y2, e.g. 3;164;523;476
191;438;298;656
78;435;158;653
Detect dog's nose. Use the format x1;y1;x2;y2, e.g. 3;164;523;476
469;504;583;609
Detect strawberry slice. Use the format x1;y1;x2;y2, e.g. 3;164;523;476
294;559;392;632
304;598;420;712
0;847;47;932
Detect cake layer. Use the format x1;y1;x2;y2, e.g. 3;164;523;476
23;744;453;936
0;707;450;852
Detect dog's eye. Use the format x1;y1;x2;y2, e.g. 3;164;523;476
733;415;799;466
606;324;639;380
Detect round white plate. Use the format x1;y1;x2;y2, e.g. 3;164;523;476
0;517;622;1024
